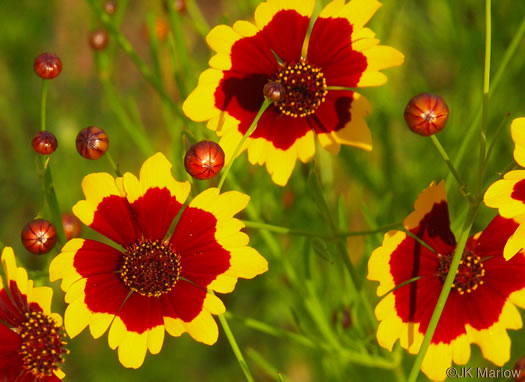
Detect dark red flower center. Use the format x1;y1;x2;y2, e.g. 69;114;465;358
271;58;327;118
120;240;181;297
436;249;485;295
18;311;67;377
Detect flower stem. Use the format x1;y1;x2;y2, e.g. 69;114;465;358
476;0;492;198
40;80;48;131
308;168;377;328
185;0;210;38
430;135;473;203
105;152;122;177
407;207;476;382
408;2;491;380
86;0;183;118
217;100;271;191
449;5;524;187
41;158;66;245
218;312;255;382
243;220;402;239
99;78;154;156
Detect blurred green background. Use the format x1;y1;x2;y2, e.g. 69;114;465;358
1;0;525;381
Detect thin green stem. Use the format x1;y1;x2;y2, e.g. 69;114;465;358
218;100;271;191
225;311;316;349
41;159;66;244
449;11;525;185
407;208;476;382
430;135;473;203
185;0;210;38
86;0;183;117
486;113;510;165
105;152;122;177
166;0;192;97
243;220;402;239
476;0;492;198
217;313;255;382
40;80;48;131
100;78;154;156
308;168;377;328
408;2;491;380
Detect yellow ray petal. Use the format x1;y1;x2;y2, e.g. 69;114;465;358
509;288;525;309
124;152;190;205
228;246;268;279
318;0;345;18
208;274;239;293
49;239;84;291
367;230;405;296
73;172;122;226
64;300;93;338
118;330;149;369
89;313;115;339
404;180;446;230
108;316;127;350
451;334;471;365
206;25;241;55
511;117;525;167
484;177;525;218
265;145;298;186
232;20;259;38
183;69;224;122
147;325;165;355
203;293;226;315
296;130;316;163
189;188;250;221
247;137;270;165
421;343;453;382
184;311;219;345
336;0;382;31
255;0;314;31
164;316;185;337
504;223;525;260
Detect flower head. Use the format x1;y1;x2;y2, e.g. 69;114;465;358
49;152;268;369
368;181;525;381
183;0;403;186
0;247;67;381
484;117;525;260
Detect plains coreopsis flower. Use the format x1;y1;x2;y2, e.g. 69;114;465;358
183;0;404;186
0;247;68;381
49;153;268;368
368;181;525;381
484;117;525;260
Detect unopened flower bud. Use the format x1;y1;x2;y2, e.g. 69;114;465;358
404;93;449;136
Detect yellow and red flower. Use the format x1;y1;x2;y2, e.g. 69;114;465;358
183;0;404;186
484;117;525;260
0;247;67;381
49;153;268;369
368;181;525;381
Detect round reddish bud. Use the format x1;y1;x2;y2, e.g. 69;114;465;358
62;213;82;241
332;308;352;329
76;126;109;160
89;29;110;51
103;0;117;15
162;0;186;13
184;140;225;180
32;131;58;155
515;356;525;382
21;219;57;255
34;53;62;79
404;93;449;136
264;81;285;102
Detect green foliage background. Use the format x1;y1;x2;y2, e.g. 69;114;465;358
1;0;525;381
